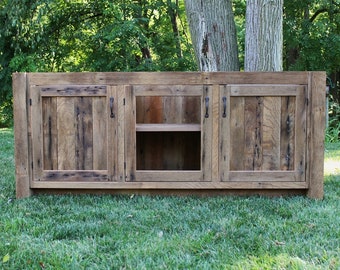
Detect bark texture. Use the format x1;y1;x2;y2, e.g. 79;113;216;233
245;0;283;71
185;0;239;71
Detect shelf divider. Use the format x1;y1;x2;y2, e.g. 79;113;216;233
136;123;201;132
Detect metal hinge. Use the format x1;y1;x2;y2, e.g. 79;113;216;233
29;99;32;106
31;162;33;169
123;98;125;106
124;162;126;170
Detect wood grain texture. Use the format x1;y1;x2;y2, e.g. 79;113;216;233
307;72;326;199
92;96;108;170
13;73;32;198
280;96;295;170
42;97;58;170
57;97;76;170
262;97;281;170
14;72;325;198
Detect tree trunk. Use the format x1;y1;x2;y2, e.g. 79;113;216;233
185;0;239;71
245;0;283;71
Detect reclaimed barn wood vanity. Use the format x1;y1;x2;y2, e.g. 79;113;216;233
13;72;326;198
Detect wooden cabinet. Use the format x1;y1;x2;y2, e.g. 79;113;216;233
13;72;326;198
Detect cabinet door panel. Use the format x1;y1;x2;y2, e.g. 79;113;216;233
220;84;307;182
30;85;116;182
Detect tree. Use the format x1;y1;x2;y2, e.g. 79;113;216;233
185;0;239;71
185;0;283;72
244;0;283;71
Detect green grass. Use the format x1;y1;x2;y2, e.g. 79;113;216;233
1;128;339;269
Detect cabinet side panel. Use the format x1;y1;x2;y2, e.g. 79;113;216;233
13;73;32;198
307;72;326;199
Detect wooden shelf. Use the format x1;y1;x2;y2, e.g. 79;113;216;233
136;124;201;132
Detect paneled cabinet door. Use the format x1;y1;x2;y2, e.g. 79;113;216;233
30;85;119;182
219;84;307;183
125;85;213;182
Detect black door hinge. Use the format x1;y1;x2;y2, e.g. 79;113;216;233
29;99;32;106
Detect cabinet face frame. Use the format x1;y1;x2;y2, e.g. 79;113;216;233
125;85;213;182
13;72;326;198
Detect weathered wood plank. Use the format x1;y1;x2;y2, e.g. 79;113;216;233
280;96;296;170
75;97;93;170
262;97;281;170
42;97;58;170
219;85;230;181
183;96;201;124
244;96;263;170
229;96;245;171
230;85;298;96
125;86;136;181
202;86;212;181
116;86;126;181
31;87;43;181
136;124;201;132
129;85;203;95
57;97;76;170
28;72;310;86
294;86;307;181
92;96;108;170
40;85;106;96
31;178;308;189
107;86;118;181
13;73;32;198
211;85;220;181
229;171;303;182
135;171;203;182
40;170;109;181
307;72;326;198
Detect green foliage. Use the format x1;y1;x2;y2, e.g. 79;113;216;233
2;0;340;129
0;0;196;127
1;129;340;269
326;99;340;142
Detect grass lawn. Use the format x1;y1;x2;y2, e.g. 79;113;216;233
0;128;339;269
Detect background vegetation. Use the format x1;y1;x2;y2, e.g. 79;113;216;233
0;128;339;269
0;0;339;137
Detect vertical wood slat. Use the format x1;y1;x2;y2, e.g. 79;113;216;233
31;87;44;181
229;96;245;171
294;86;307;181
107;86;118;180
75;97;93;170
262;97;281;170
13;73;32;198
57;97;76;170
307;72;326;199
280;96;296;170
202;85;212;181
117;86;125;181
219;85;230;181
42;97;58;170
244;96;263;170
125;86;136;181
211;85;220;181
93;96;108;170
